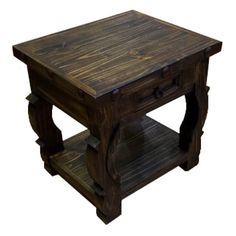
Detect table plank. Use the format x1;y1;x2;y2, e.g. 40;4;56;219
13;10;221;98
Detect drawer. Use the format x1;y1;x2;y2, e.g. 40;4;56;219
133;74;182;112
138;75;180;102
120;65;195;117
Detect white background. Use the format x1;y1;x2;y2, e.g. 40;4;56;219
1;0;235;235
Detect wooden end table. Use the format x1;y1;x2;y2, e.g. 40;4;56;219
13;10;222;224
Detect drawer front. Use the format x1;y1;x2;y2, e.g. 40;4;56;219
136;74;181;107
120;65;195;117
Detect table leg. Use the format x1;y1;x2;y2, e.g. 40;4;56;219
179;59;209;170
26;93;64;175
86;105;121;224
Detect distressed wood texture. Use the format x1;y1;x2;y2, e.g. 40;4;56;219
26;93;64;175
13;10;221;98
13;10;222;224
50;116;187;200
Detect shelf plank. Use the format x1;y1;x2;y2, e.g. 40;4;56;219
117;117;188;197
50;130;102;207
50;116;187;204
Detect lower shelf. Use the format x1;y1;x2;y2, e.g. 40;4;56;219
50;116;188;206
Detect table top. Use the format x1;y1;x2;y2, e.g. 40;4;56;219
13;10;221;98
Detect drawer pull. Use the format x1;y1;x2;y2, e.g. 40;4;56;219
138;75;181;103
154;87;163;98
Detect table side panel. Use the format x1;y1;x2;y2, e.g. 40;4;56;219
28;67;90;127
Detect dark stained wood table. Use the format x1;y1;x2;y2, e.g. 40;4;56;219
13;10;222;224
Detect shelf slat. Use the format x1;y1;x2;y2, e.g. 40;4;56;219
50;130;102;207
117;116;187;197
50;116;187;205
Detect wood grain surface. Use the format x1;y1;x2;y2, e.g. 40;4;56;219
13;10;222;223
13;10;221;98
50;116;187;202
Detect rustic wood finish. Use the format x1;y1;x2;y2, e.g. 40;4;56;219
50;116;187;200
13;10;221;98
26;93;64;175
13;10;222;224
